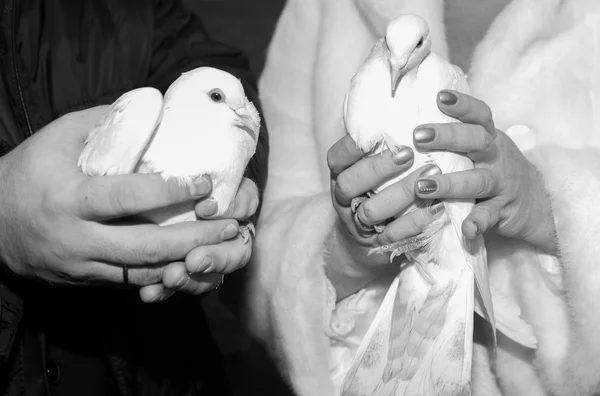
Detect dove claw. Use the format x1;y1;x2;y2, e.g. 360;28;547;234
350;195;368;214
239;222;255;244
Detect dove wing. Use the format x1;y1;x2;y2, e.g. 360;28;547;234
78;88;164;176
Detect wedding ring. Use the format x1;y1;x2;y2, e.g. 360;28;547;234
122;264;129;285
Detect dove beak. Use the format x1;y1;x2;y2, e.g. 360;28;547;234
390;59;407;98
233;108;259;141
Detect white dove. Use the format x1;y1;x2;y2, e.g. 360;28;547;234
78;67;261;240
340;15;536;395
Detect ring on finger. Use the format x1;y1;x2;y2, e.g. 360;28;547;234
352;201;376;235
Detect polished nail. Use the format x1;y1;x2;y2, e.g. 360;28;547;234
220;223;239;241
414;127;436;144
392;146;414;165
190;176;211;197
419;164;441;177
201;199;218;217
439;91;457;106
196;256;213;273
416;179;438;194
428;201;445;216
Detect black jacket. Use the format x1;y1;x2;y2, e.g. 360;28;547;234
0;1;269;395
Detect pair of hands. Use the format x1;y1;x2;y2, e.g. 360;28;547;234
327;90;557;299
0;106;257;303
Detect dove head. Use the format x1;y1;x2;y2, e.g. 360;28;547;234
166;67;261;141
385;15;431;96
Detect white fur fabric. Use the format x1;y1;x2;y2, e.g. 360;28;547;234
245;0;600;395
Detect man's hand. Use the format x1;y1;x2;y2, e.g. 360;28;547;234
0;106;238;290
139;177;259;303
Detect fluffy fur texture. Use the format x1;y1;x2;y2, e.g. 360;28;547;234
246;0;600;394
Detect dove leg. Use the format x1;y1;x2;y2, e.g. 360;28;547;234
239;221;255;244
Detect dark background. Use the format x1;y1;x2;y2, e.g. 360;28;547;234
187;0;286;76
182;1;291;395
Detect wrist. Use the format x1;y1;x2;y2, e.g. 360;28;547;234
323;220;377;301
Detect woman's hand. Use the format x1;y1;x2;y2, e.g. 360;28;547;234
326;136;444;300
413;90;557;253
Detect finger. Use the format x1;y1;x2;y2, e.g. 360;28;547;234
185;237;252;275
335;147;414;206
414;168;501;200
161;261;224;295
377;202;446;245
75;173;213;221
327;135;367;178
462;198;504;239
357;164;441;226
90;220;240;268
196;178;258;220
436;90;497;138
413;123;498;162
139;283;176;303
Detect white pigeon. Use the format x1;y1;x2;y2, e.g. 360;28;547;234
78;67;261;239
340;15;536;395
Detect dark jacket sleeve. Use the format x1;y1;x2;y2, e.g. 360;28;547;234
148;0;269;311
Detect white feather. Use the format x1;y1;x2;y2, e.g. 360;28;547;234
79;67;261;226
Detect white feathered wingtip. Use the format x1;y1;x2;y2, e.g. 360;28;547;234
78;88;164;177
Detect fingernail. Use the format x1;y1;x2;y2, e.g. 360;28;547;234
419;164;441;177
200;199;218;217
190;176;211;197
196;256;213;273
220;223;239;241
414;127;436;144
392;146;414;165
428;201;445;216
439;91;457;106
174;275;188;288
416;179;438;194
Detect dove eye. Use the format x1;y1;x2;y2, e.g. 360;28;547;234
209;89;225;103
416;38;424;48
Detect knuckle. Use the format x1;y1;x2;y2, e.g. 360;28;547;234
480;128;495;150
474;172;492;198
481;103;494;125
137;240;169;265
367;157;384;178
108;181;136;214
335;174;354;202
359;201;377;224
326;146;340;173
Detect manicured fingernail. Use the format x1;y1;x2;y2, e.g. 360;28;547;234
419;164;441;177
473;222;481;235
439;91;457;106
392;146;413;165
200;199;218;217
196;256;213;273
416;179;438;194
428;201;445;216
220;223;239;241
190;176;211;197
414;127;436;144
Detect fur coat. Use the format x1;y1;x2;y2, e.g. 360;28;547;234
245;0;600;394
